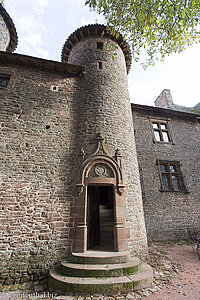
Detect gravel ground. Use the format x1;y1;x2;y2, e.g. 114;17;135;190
140;244;200;300
0;244;199;300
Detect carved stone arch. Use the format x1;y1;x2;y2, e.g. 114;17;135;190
77;155;124;194
70;133;130;253
87;160;115;179
76;133;125;195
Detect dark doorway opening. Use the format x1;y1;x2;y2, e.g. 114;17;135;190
87;185;114;251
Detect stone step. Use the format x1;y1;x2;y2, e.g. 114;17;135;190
100;225;114;230
60;258;141;278
71;251;130;264
100;212;113;216
100;211;113;216
100;233;113;238
100;220;114;225
49;263;153;294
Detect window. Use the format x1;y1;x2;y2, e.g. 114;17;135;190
97;42;103;50
98;62;103;69
152;120;171;142
158;160;186;192
0;74;10;89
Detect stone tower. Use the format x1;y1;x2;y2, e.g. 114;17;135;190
62;24;148;258
0;1;17;52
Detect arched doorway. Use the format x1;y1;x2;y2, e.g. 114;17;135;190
87;185;114;251
70;133;130;253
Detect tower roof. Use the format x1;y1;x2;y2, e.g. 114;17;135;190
61;24;132;74
0;3;18;52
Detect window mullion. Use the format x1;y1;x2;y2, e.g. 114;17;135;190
167;163;173;190
158;161;186;192
157;123;164;141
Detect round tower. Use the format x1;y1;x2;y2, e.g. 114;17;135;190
0;1;18;52
62;25;148;258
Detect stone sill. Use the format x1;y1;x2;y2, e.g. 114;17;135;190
159;189;190;194
153;140;174;145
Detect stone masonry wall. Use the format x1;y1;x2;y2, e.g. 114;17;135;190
0;14;10;51
132;107;200;242
0;63;80;283
0;36;148;283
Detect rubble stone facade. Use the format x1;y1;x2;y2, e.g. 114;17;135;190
0;20;149;283
0;62;80;283
132;103;200;242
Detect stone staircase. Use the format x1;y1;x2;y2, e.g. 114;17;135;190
99;205;114;250
49;251;153;295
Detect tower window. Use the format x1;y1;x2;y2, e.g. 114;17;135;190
97;42;103;50
0;74;10;88
51;85;59;92
98;62;103;69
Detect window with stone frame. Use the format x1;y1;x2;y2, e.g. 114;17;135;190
96;42;104;50
152;120;171;142
0;74;10;89
157;160;186;192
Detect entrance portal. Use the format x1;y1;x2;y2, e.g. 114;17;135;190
72;134;130;253
87;186;114;251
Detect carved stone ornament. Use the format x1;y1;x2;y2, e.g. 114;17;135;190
117;185;125;195
79;147;85;156
76;133;124;186
75;184;84;196
115;148;122;157
94;133;108;155
88;164;114;178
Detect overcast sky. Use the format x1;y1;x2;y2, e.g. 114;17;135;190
5;0;200;107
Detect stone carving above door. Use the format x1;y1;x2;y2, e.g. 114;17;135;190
75;133;125;192
88;163;114;178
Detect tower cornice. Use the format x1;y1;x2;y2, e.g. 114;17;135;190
61;24;132;74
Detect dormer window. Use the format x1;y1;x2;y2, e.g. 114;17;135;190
98;62;103;69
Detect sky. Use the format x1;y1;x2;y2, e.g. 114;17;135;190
5;0;200;107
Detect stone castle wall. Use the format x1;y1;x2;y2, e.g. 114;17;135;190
0;34;149;282
132;107;200;241
1;24;199;284
0;63;80;283
0;37;148;282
